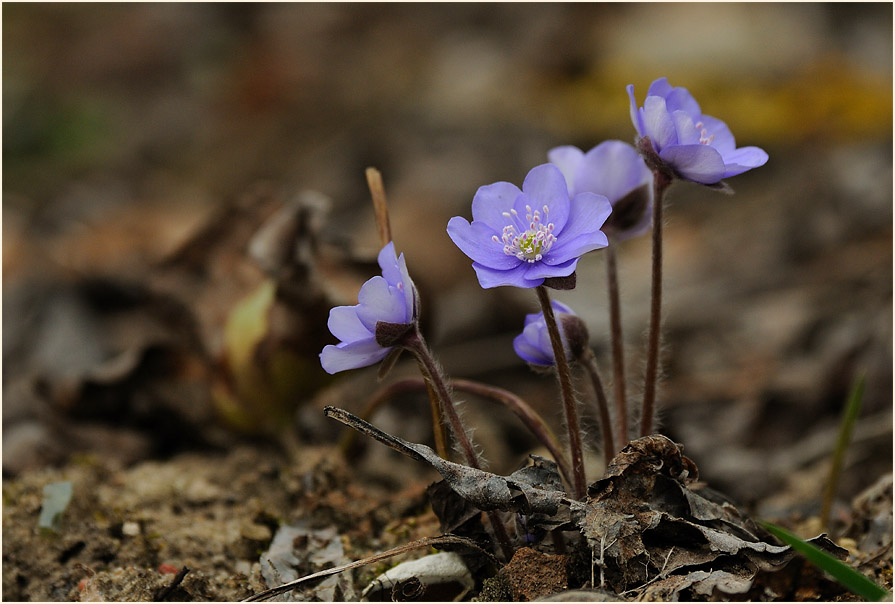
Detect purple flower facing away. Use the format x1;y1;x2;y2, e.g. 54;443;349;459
319;241;416;374
513;300;577;367
548;140;654;241
628;77;768;185
447;163;612;289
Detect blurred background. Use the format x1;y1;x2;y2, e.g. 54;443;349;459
3;3;892;514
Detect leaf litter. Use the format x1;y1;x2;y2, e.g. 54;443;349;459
243;406;857;602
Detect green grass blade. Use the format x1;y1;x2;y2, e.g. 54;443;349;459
821;373;866;530
761;521;890;601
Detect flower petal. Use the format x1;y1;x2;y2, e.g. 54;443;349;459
471;181;523;232
472;261;543;289
447;216;521;270
514;325;553;366
320;339;390;374
555;192;612;243
377;243;415;320
646;77;673;98
356;275;407;331
670;110;700;146
699;114;736;154
524;256;579;279
722;146;769;178
547;145;584;194
642;96;677;151
521;164;572;232
627;84;645;136
376;241;400;284
663;85;701;116
659;144;727;184
327;305;373;343
575;141;651;205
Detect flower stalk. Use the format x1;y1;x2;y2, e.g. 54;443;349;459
640;167;673;437
400;328;515;561
604;243;628;449
581;348;615;468
535;285;587;500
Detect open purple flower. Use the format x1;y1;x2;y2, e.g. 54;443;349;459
447;163;612;289
320;241;416;374
548;140;653;241
514;300;580;367
627;77;768;185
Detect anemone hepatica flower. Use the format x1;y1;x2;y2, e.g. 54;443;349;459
320;241;416;374
447;164;612;289
514;300;579;367
548;140;653;241
627;77;768;185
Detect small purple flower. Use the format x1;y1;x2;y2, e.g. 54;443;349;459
548;140;653;241
447;164;612;289
320;241;416;374
627;77;768;185
513;300;578;367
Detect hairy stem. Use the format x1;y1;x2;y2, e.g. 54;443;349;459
403;329;515;561
415;360;452;461
581;348;616;468
605;243;628;449
535;285;587;500
640;170;673;437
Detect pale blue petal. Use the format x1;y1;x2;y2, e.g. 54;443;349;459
670;110;700;145
320;339;390;374
377;242;400;285
547;145;584;194
521;164;571;233
327;305;373;343
627;84;645;136
394;252;415;322
471;181;523;232
575;141;651;205
699;114;736;154
646;77;673;98
447;216;521;270
642;96;677;151
555;193;612;242
472;261;543;289
663;85;701;116
523;256;579;279
356;276;407;331
659;144;727;184
514;325;553;366
722;146;769;178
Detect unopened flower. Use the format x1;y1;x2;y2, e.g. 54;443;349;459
548;140;653;240
447;164;612;289
513;300;588;367
320;242;416;374
627;77;768;185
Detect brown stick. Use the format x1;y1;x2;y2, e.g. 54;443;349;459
366;167;391;247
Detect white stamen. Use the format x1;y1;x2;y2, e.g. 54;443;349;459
497;203;557;263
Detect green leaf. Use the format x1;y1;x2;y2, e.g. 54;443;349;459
761;521;890;601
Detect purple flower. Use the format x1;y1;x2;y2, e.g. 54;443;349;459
447;163;612;289
627;77;768;185
513;300;578;366
548;140;653;241
320;242;416;374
